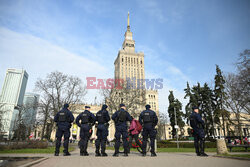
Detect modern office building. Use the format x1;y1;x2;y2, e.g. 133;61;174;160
22;93;39;133
0;69;28;139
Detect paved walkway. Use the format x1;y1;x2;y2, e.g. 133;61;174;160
1;147;249;167
35;147;249;167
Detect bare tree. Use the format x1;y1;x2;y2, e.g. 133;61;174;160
12;103;36;141
235;49;250;114
35;71;87;140
100;81;147;118
224;73;247;138
157;112;168;140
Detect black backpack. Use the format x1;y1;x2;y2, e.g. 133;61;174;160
143;111;152;123
97;111;105;123
118;110;127;122
81;112;89;124
58;110;67;122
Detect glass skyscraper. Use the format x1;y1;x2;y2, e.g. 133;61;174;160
0;69;28;139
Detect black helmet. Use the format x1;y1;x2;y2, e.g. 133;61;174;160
120;103;125;107
192;106;199;110
102;104;108;110
145;104;151;109
64;103;69;109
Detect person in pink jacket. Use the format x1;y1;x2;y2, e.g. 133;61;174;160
128;118;142;153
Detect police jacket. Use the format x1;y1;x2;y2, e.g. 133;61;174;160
189;111;205;132
76;110;96;127
96;109;110;124
112;108;132;127
139;109;158;128
54;108;74;129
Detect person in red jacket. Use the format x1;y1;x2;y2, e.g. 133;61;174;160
128;118;142;153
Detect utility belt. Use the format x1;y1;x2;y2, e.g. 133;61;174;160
98;122;109;125
144;121;153;124
197;123;204;129
98;122;109;128
81;123;93;126
117;120;127;123
143;122;156;128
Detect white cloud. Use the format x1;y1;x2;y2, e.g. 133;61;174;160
0;27;191;115
137;43;191;115
0;27;112;103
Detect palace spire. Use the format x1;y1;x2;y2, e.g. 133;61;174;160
127;11;130;31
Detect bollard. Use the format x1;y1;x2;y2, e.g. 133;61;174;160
216;139;228;154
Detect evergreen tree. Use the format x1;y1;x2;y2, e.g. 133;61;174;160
213;65;229;137
168;91;185;138
184;82;193;124
184;82;215;137
200;83;215;137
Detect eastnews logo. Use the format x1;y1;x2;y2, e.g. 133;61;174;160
86;77;163;89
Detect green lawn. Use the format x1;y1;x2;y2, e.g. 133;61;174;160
157;147;248;152
107;147;247;153
0;147;75;154
217;154;250;159
157;148;217;152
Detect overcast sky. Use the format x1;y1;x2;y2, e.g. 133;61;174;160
0;0;249;114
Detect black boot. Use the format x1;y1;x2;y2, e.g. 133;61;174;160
151;152;157;157
63;152;71;156
200;153;208;157
124;147;129;157
101;152;108;157
84;152;89;156
55;146;60;156
95;151;101;157
101;145;107;156
113;152;119;157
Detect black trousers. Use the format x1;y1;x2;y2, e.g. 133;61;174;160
79;129;91;153
95;127;108;153
114;126;129;153
142;128;157;154
55;128;70;153
194;133;205;154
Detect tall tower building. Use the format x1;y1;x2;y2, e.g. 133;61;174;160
114;12;159;115
0;69;28;139
114;12;145;83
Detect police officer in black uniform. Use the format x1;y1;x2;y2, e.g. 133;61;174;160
54;103;74;156
95;104;110;157
112;104;132;157
76;106;96;156
189;106;208;156
139;104;158;157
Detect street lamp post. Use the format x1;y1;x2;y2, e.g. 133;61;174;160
174;107;179;149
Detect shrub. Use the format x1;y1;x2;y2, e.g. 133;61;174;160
0;141;48;150
157;140;216;148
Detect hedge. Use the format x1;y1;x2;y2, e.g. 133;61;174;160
157;140;216;148
0;140;48;150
